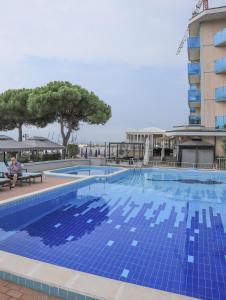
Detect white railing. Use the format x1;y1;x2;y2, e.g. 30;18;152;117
148;161;217;169
106;159;218;170
216;158;226;170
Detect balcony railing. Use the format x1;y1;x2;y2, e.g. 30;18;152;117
188;63;200;84
187;37;200;61
214;28;226;46
188;89;201;102
189;115;201;125
215;87;226;101
188;63;200;75
187;36;200;49
215;57;226;74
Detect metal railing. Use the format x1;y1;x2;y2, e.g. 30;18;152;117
106;159;220;170
216;158;226;170
148;161;217;170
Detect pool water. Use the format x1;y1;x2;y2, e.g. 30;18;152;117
0;168;226;300
51;165;123;176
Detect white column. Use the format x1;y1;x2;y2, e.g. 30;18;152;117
150;134;154;157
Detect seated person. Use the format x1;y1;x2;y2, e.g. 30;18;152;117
7;157;22;188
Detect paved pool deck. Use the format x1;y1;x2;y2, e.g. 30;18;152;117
0;278;61;300
0;176;74;202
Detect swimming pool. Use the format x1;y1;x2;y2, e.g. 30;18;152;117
50;165;124;176
0;168;226;300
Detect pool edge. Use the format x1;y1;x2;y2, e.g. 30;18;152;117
0;250;199;300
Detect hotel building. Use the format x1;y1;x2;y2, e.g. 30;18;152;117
125;6;226;165
187;6;226;127
167;6;226;163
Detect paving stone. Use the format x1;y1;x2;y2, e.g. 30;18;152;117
6;290;23;298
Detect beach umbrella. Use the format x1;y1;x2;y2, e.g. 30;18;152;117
98;148;101;156
95;149;98;157
81;148;84;157
143;137;150;165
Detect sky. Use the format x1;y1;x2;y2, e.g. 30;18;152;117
0;0;225;144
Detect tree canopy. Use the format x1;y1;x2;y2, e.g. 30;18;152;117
0;81;111;157
0;89;50;141
28;81;112;150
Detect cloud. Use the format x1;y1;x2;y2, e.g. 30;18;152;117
0;0;195;67
0;0;226;142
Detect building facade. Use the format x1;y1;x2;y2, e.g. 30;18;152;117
188;6;226;128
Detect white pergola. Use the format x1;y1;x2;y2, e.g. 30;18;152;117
126;127;167;158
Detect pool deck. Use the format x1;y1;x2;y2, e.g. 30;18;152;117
0;174;199;300
0;176;74;202
0;278;61;300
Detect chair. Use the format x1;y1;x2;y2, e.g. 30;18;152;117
0;162;43;184
0;178;11;190
0;162;31;184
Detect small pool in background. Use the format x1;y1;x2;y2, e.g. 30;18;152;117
50;165;124;176
0;168;226;300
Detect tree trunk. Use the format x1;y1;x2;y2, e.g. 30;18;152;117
17;124;23;159
60;121;72;159
18;124;23;142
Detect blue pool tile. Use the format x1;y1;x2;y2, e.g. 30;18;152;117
87;219;93;224
131;240;138;246
66;235;74;241
107;240;114;247
74;213;79;217
59;288;68;298
130;227;136;232
167;233;172;238
190;236;195;241
121;269;129;278
54;223;62;228
188;255;194;263
107;219;112;223
115;225;121;229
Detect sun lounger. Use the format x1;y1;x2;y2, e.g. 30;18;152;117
21;168;43;183
0;162;42;185
0;178;11;190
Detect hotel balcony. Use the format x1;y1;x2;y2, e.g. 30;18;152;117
215;86;226;101
189;115;201;125
188;63;200;84
187;36;200;61
188;88;201;107
214;28;226;46
215;57;226;74
190;107;196;113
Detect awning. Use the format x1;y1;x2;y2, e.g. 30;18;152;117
0;135;35;152
0;135;64;152
23;136;64;150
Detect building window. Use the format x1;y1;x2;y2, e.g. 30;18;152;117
215;116;226;129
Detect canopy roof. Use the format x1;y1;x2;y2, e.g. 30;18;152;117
179;140;214;148
0;135;64;152
24;136;64;150
126;127;165;135
0;135;34;152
